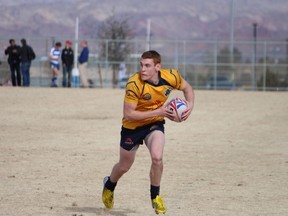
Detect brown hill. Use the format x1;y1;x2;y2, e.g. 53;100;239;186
0;0;287;41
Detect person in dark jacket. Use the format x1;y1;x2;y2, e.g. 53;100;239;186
20;38;36;87
78;40;89;88
61;40;74;87
4;39;21;86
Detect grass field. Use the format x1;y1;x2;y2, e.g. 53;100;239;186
0;88;288;216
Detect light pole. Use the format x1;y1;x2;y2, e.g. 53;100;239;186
253;23;258;90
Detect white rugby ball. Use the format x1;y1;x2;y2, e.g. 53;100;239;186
168;98;188;122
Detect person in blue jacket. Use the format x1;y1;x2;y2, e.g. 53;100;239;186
78;40;89;88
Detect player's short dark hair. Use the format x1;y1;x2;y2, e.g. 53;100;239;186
55;42;62;47
141;50;161;65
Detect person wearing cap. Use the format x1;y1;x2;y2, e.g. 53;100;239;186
61;40;74;87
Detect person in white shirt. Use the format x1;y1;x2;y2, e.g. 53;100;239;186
49;42;62;87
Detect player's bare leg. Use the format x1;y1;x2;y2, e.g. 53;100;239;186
51;67;59;87
146;130;167;214
102;147;137;209
111;147;137;182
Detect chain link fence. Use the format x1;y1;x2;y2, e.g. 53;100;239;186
1;37;287;90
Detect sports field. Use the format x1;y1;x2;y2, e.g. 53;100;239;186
0;88;288;216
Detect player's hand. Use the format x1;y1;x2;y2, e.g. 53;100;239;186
162;103;176;121
181;101;193;121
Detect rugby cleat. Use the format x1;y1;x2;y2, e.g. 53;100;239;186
102;176;114;209
152;195;166;214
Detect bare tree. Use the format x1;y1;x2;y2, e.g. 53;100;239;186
97;12;133;88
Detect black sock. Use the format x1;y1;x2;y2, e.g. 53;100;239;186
150;185;160;200
105;177;117;191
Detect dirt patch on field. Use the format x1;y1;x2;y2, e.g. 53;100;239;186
0;88;288;216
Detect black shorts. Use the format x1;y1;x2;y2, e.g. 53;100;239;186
120;121;165;151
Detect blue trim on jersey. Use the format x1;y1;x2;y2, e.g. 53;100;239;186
50;62;60;70
50;47;61;65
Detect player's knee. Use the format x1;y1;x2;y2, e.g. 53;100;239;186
118;160;134;174
151;155;163;166
119;164;131;174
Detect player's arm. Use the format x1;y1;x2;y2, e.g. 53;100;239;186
61;51;65;64
49;53;55;61
181;79;194;121
49;50;58;61
123;102;174;121
4;46;9;55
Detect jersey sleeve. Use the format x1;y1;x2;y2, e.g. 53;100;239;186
169;69;185;90
124;77;141;104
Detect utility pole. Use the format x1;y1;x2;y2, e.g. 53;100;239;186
72;17;80;88
74;17;79;69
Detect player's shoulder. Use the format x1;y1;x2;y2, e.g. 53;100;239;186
160;68;179;75
125;72;144;94
160;68;184;89
160;68;181;80
127;72;142;86
50;47;56;54
128;72;140;80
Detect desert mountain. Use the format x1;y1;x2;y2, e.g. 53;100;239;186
0;0;287;41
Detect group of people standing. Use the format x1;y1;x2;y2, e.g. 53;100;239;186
49;39;89;88
4;38;36;87
3;38;89;88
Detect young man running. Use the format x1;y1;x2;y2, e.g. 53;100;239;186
102;50;194;214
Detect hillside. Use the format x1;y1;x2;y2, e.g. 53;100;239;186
0;0;287;41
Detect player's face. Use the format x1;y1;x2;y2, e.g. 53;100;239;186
140;58;161;81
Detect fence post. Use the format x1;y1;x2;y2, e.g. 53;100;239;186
105;39;109;86
213;40;218;90
262;41;267;91
253;23;258;90
182;40;186;80
174;40;179;70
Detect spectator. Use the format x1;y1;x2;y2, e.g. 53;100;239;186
4;39;21;86
118;62;128;88
20;38;36;87
78;40;89;88
49;42;62;87
61;40;74;87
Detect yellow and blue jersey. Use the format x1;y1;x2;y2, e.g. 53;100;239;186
123;68;185;129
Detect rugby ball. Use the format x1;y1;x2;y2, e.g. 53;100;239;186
168;98;188;122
